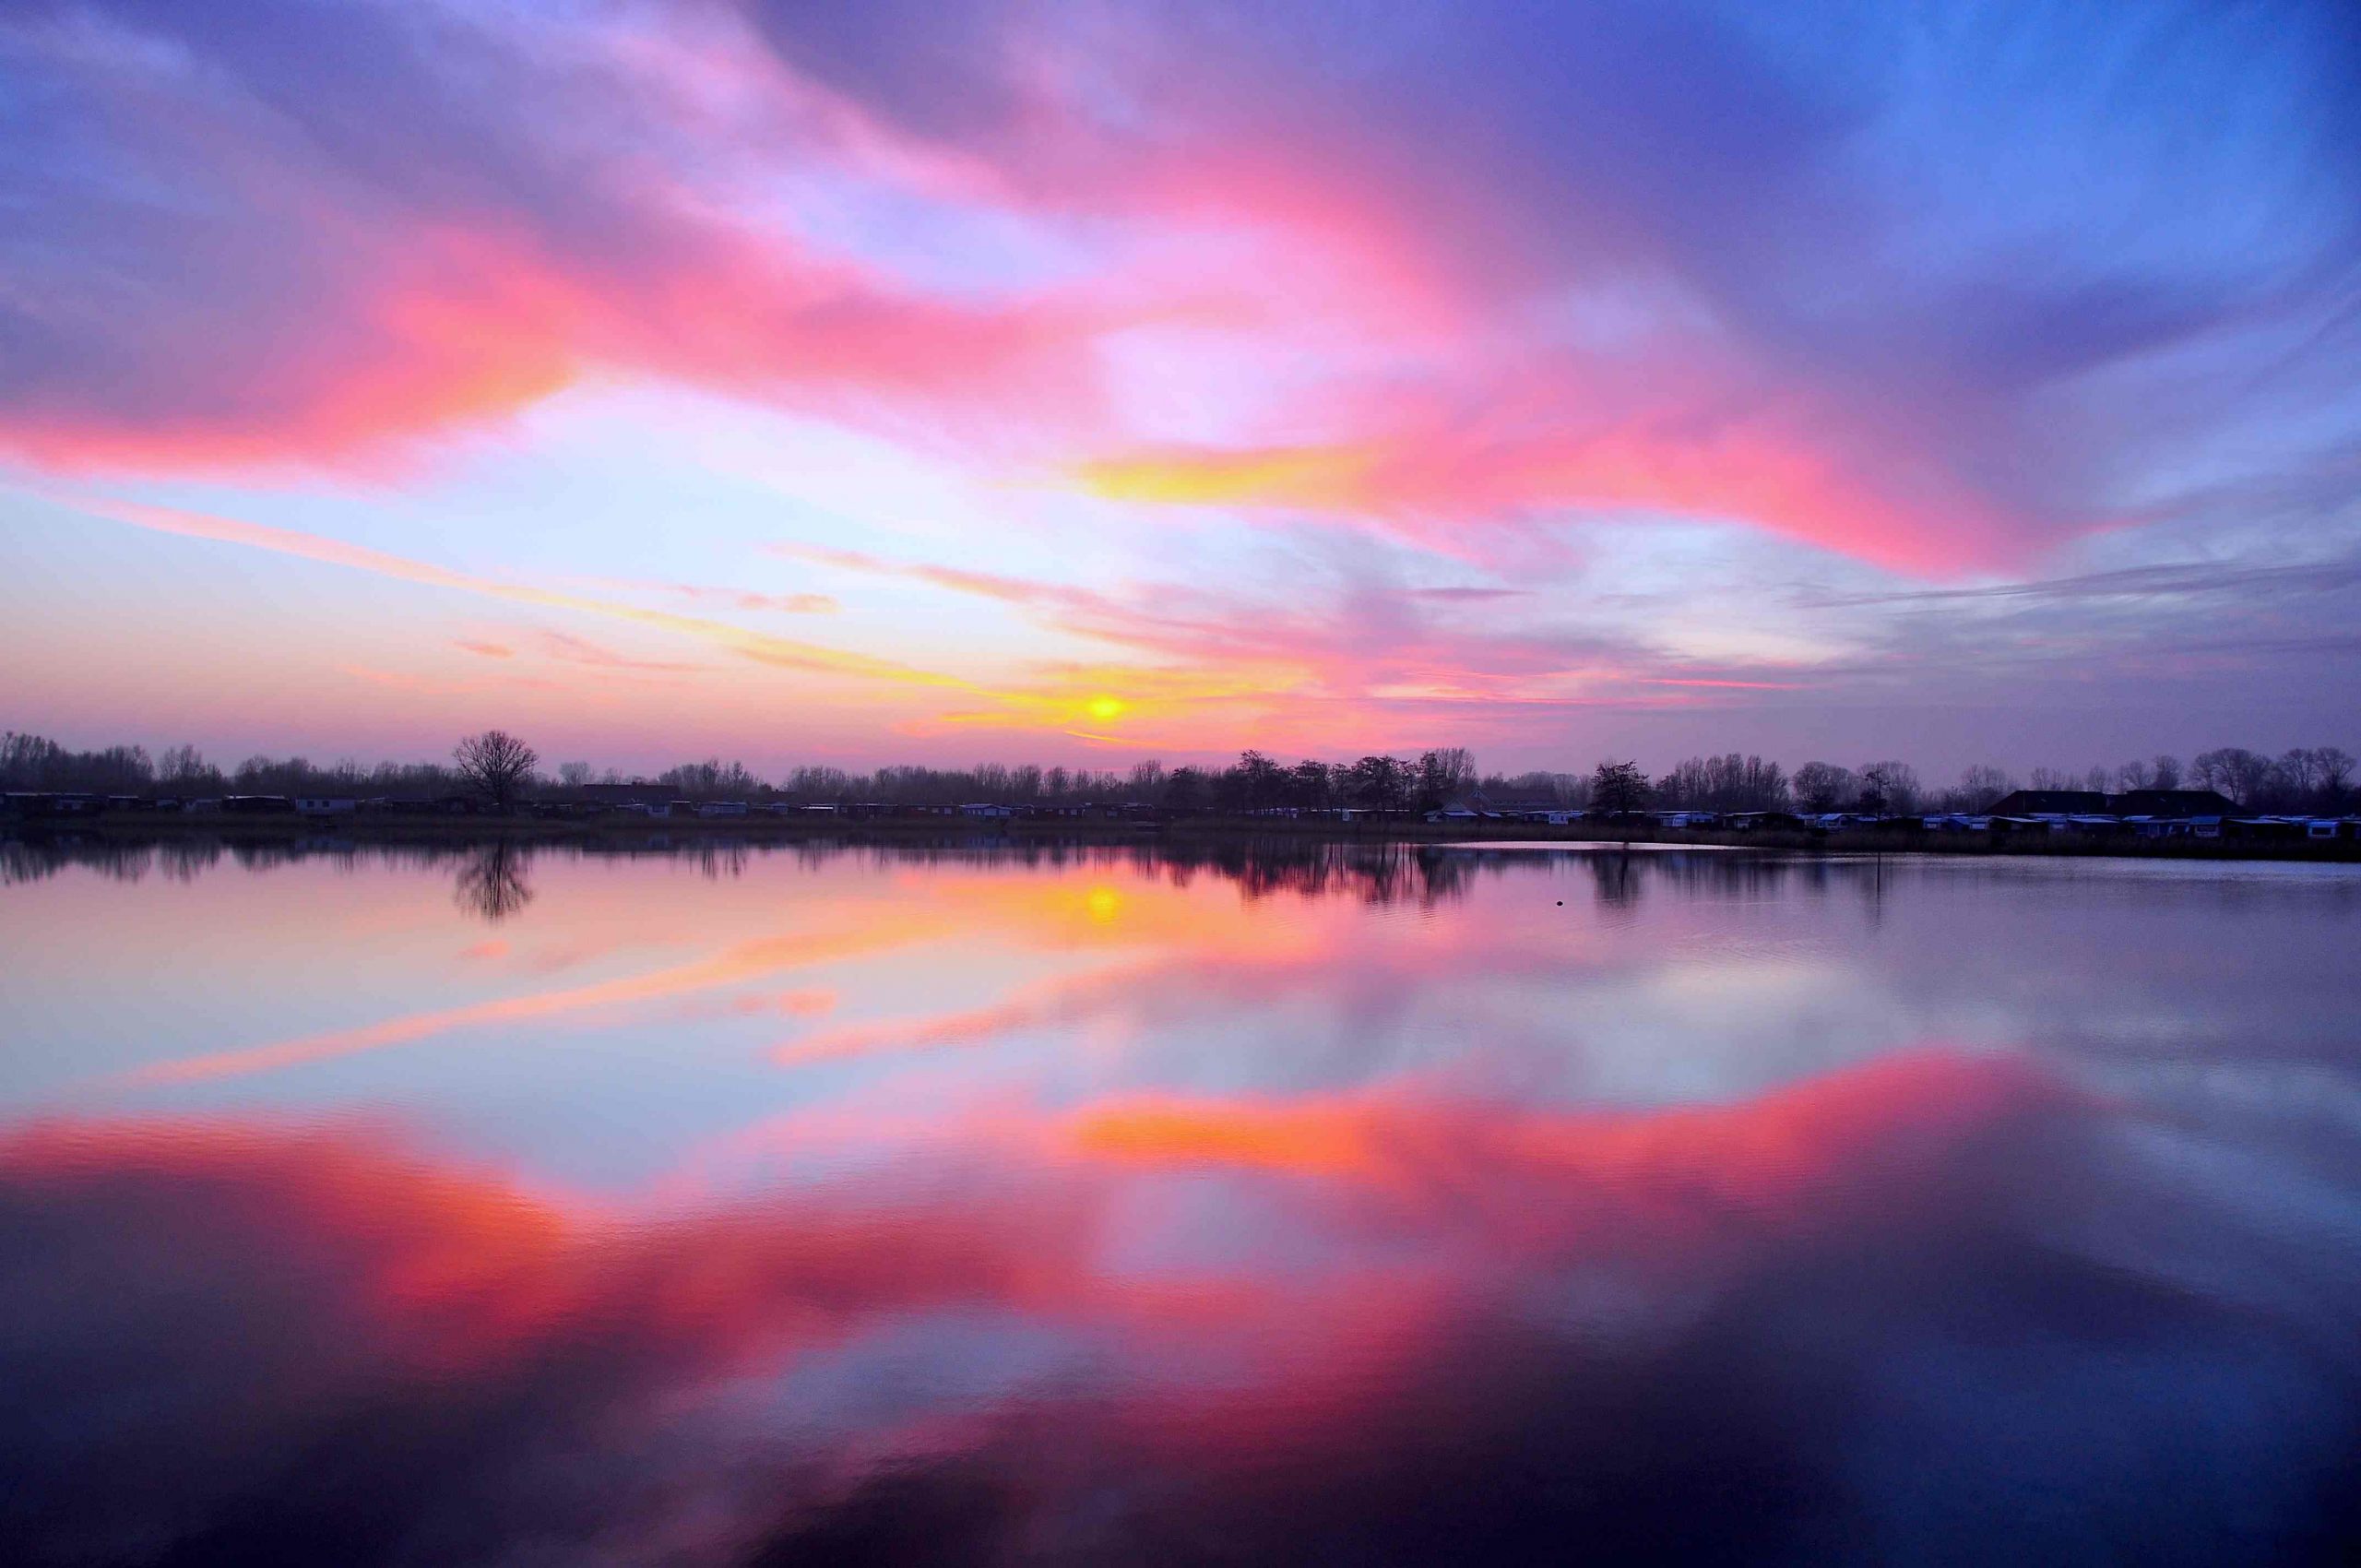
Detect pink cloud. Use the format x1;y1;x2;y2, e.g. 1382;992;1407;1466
0;2;2118;582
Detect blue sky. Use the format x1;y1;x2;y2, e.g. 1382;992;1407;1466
2;0;2356;777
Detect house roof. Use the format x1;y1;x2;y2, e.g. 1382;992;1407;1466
578;782;673;802
1988;790;2106;814
2106;789;2237;818
1988;788;2241;818
1449;791;1570;814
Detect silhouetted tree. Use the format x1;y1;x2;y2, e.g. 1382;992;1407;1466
1653;753;1789;811
21;725;2358;825
1414;747;1477;812
2191;747;2273;807
2318;747;2356;808
1793;761;1853;814
1950;765;2015;813
1343;755;1408;812
1590;759;1651;816
158;743;219;789
1857;761;1920;815
658;757;763;798
453;730;538;813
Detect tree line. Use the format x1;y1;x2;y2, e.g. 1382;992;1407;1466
1648;748;2355;815
6;730;2355;816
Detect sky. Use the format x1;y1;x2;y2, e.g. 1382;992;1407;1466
2;0;2358;779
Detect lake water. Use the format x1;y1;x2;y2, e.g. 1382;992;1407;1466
3;837;2357;1564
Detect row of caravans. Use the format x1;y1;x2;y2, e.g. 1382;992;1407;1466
1;792;477;817
9;790;2357;840
1419;798;2361;841
1922;812;2358;841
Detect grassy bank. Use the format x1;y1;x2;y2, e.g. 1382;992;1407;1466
8;810;2358;863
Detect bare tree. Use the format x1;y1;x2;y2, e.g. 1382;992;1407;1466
1416;747;1477;810
453;731;539;813
1793;761;1854;814
2191;746;2272;807
1953;765;2015;813
556;761;594;789
1589;759;1651;814
1590;759;1652;848
146;743;224;792
2317;747;2355;807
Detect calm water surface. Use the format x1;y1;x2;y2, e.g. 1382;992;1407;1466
3;837;2357;1564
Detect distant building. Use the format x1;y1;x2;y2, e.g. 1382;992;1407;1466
2105;789;2238;818
1987;790;2107;816
1433;790;1579;825
1988;789;2238;819
363;795;472;815
294;797;359;816
579;782;675;808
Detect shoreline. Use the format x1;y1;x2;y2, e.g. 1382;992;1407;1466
8;811;2359;863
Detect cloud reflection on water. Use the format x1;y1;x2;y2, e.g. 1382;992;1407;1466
3;1041;2356;1565
3;837;2359;1562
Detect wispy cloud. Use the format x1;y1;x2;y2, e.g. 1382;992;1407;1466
8;0;2356;579
68;494;1000;693
1795;555;2361;611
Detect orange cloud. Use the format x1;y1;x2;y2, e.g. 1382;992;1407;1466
1072;415;2013;576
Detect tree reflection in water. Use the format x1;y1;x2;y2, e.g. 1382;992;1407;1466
0;833;1865;912
453;840;533;923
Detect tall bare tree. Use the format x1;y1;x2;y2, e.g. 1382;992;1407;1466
453;730;538;813
1793;761;1854;814
1589;759;1651;814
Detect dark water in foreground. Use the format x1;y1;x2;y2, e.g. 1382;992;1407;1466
2;837;2358;1565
